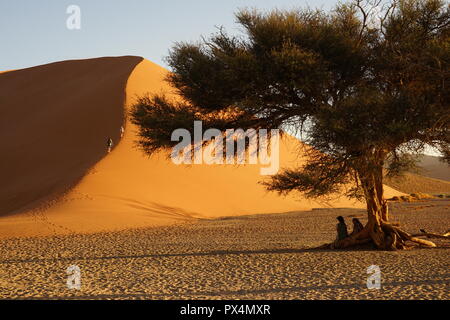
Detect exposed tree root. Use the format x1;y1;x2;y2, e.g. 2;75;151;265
324;223;441;250
411;230;450;240
407;236;437;248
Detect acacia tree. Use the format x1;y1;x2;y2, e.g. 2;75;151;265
131;0;449;250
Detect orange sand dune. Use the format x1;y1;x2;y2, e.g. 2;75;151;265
0;57;142;216
0;57;402;238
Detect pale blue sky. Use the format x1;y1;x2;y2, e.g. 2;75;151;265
0;0;338;71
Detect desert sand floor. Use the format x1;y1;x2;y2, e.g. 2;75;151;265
0;200;448;300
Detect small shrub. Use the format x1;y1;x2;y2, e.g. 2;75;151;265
400;195;412;202
410;193;434;200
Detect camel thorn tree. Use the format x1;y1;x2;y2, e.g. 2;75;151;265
131;0;449;250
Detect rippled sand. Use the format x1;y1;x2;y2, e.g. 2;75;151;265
0;200;448;300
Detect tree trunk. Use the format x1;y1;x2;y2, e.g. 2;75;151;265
330;160;437;250
361;169;387;249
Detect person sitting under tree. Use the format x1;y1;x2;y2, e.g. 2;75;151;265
336;216;349;241
351;218;364;236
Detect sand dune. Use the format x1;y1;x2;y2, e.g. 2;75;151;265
0;57;404;238
416;155;450;182
0;57;142;215
383;155;450;194
383;154;450;194
385;172;450;195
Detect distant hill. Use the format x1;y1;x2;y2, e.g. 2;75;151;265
383;154;450;195
385;171;450;195
416;155;450;182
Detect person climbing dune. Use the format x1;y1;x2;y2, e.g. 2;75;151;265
107;137;113;153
